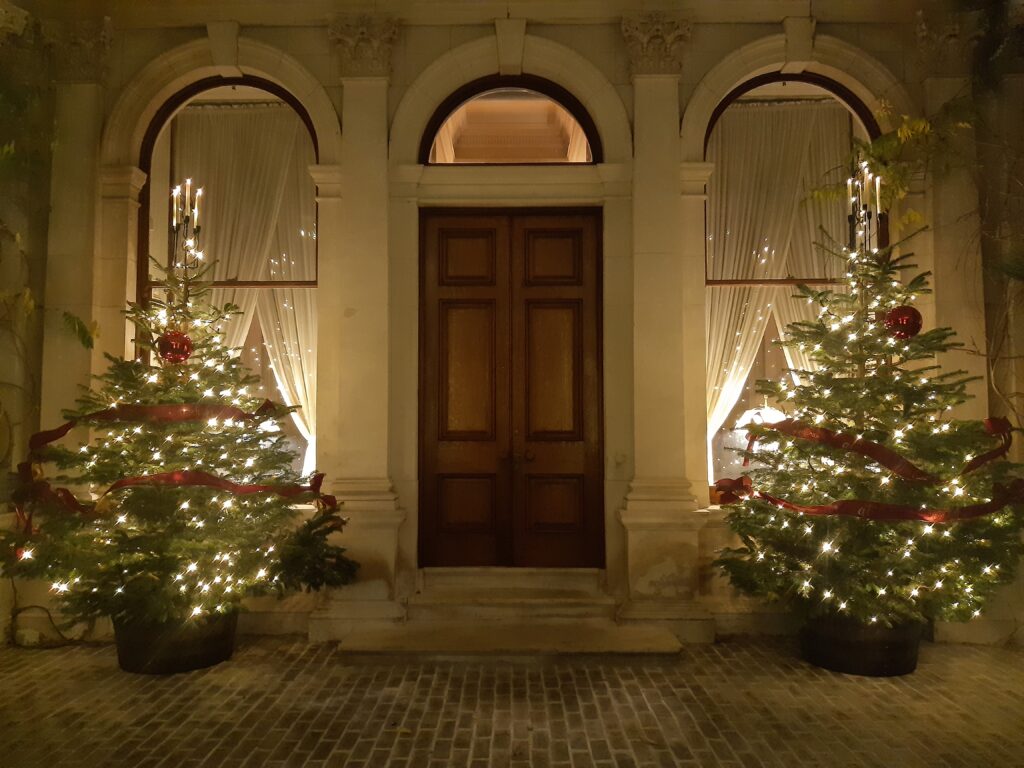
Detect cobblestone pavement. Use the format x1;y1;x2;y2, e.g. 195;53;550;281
1;637;1022;768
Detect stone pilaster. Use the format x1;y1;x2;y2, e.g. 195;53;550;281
310;18;406;639
38;16;111;427
617;14;713;641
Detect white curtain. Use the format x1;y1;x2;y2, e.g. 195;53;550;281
173;104;318;474
706;100;851;478
174;105;301;345
256;128;318;475
771;105;851;378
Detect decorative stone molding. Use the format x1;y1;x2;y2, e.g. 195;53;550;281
781;16;816;75
309;163;344;201
1013;1;1024;29
328;14;398;78
41;16;112;82
913;6;977;75
99;165;147;202
679;161;714;196
206;20;242;78
495;17;526;75
621;12;690;76
0;0;29;41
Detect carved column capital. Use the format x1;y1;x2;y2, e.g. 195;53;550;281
328;14;397;79
0;0;29;42
913;7;979;77
621;12;690;76
41;16;112;82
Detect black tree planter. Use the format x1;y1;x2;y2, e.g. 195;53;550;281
113;612;238;674
799;615;924;677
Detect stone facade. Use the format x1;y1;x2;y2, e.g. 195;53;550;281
4;0;1023;647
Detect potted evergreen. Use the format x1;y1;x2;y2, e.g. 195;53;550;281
2;183;357;673
715;169;1024;676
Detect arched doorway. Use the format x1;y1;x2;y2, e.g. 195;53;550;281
702;73;879;484
418;74;603;165
416;77;605;568
385;33;633;589
134;75;320;476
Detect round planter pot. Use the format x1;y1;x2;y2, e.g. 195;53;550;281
113;612;238;675
799;615;923;677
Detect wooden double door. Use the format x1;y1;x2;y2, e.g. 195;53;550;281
419;209;604;567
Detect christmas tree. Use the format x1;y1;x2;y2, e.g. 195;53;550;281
716;165;1024;629
2;181;356;631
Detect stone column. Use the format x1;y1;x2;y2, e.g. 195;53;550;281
38;18;111;427
911;21;989;420
95;166;146;364
617;15;713;640
923;76;988;420
310;16;405;639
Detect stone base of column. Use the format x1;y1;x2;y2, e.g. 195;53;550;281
309;478;407;642
618;479;713;642
619;477;701;593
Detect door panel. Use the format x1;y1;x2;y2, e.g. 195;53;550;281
511;214;603;567
420;209;603;568
421;215;512;567
438;301;496;440
524;300;583;440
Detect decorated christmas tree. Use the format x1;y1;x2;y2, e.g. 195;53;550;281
716;165;1024;661
2;181;356;659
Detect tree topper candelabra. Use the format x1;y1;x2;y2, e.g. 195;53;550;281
156;179;206;364
847;160;888;253
171;178;204;272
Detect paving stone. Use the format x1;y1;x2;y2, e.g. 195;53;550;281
0;638;1022;767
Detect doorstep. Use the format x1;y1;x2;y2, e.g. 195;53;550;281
334;617;682;654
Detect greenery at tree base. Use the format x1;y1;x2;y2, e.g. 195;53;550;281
716;234;1024;628
1;262;356;628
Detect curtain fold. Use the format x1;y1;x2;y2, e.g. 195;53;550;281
255;126;318;475
771;104;851;379
173;105;301;347
705;101;852;478
173;104;318;474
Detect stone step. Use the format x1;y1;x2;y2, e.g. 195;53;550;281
407;589;617;621
335;618;682;654
420;567;605;595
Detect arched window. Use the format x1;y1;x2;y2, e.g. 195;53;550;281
138;77;318;475
420;75;602;165
704;74;877;484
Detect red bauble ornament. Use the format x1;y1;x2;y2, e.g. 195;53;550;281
157;330;194;363
883;305;923;339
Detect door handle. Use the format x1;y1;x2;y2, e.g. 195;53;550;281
524;450;535;462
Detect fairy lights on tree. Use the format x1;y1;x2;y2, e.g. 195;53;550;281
2;180;356;630
716;163;1024;628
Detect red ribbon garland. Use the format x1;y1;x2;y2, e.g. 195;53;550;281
12;399;336;535
12;465;337;532
756;485;1024;524
29;400;278;452
746;419;937;482
718;416;1019;523
102;469;338;511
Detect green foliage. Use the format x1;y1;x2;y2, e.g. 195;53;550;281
276;512;360;593
716;235;1024;628
0;23;57;479
1;262;357;626
61;312;96;351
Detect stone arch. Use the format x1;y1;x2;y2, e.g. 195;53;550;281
101;36;341;168
680;33;917;161
390;34;632;166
